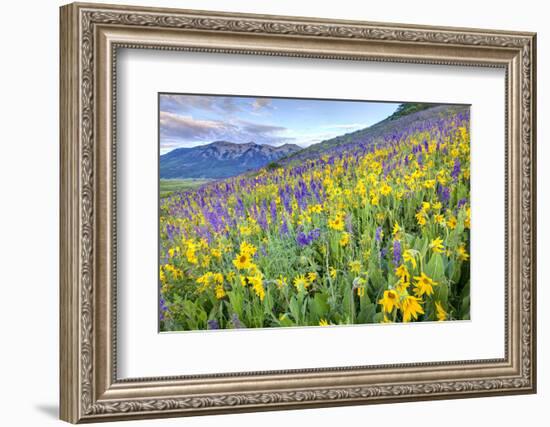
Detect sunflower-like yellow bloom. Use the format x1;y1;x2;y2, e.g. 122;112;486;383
328;215;345;231
214;284;226;299
413;272;438;297
447;215;457;230
247;274;265;301
339;232;350;247
416;210;427;226
232;252;253;270
380;182;392;196
293;275;309;291
457;244;470;261
378;289;400;314
240;241;257;256
401;295;424;322
395;264;410;284
319;319;329;326
307;272;318;284
430;237;444;254
392;221;401;236
403;250;417;269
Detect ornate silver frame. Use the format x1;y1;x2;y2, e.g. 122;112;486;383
60;2;537;423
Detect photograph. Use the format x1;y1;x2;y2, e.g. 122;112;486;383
158;94;471;331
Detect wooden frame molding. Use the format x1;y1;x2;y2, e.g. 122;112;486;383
60;2;536;423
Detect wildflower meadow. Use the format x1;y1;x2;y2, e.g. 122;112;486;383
159;104;470;331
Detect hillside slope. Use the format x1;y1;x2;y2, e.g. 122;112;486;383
280;104;469;165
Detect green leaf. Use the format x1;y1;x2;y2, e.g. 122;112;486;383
289;296;301;323
426;253;445;282
310;293;330;319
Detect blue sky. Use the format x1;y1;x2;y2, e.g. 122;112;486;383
159;94;400;154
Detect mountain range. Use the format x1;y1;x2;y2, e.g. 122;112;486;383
160;141;301;179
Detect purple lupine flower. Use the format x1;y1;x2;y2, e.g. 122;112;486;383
270;199;277;223
380;247;388;259
375;226;383;243
280;219;289;235
438;185;451;204
393;240;402;265
207;319;220;330
451;159;461;181
258;204;268;230
458;198;468;209
296;231;310;247
308;228;321;242
159;297;168;321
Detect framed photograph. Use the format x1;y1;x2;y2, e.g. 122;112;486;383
60;2;537;423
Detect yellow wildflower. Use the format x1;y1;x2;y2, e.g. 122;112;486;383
308;204;323;214
275;276;288;289
214;284;226;299
378;289;400;313
435;301;447;321
403;250;417;269
211;248;222;259
392;221;401;236
213;273;223;285
319;319;329;326
349;260;361;274
185;241;198;264
380;182;392;196
240;224;252;236
430;237;444;254
401;295;424;322
240;241;257;256
293;275;309;291
395;264;410;284
329;267;337;279
307;272;318;284
232;252;253;270
339;232;350;247
447;215;457;230
413;272;438;297
168;247;179;258
423;179;436;189
247;274;265;301
328;215;345;231
457;244;470;261
415;210;427;226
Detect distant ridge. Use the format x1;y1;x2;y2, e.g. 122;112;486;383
160;141;301;179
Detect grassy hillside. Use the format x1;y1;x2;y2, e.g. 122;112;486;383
279;104;469;165
160;179;213;198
